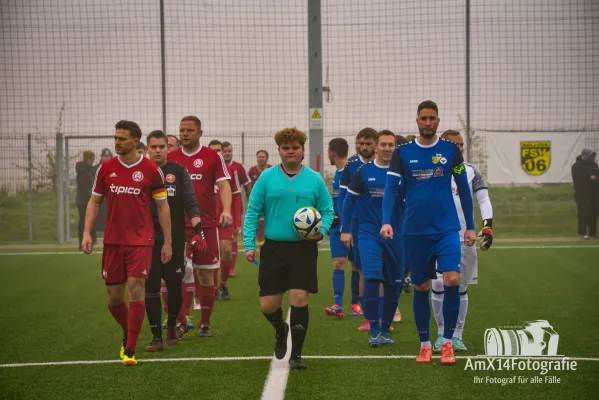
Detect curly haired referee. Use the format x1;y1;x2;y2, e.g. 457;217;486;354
244;127;334;370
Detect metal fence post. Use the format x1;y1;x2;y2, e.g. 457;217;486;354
465;0;471;162
28;134;33;243
241;131;245;166
308;0;324;175
65;137;70;241
56;133;65;243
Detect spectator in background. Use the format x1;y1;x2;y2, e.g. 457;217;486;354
136;142;146;157
572;148;599;240
94;148;114;234
76;150;97;247
167;135;180;151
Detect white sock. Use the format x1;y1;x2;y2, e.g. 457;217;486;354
454;284;468;339
421;341;432;349
183;257;194;283
431;275;444;336
443;337;452;345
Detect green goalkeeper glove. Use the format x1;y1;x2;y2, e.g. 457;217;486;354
477;218;493;251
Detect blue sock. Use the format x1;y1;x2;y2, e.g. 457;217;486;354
333;269;345;307
351;270;360;304
413;288;431;343
443;285;460;340
381;283;400;334
364;280;381;334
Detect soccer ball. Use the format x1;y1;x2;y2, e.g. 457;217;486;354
293;206;323;240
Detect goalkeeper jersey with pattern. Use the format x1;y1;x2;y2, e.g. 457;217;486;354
388;137;472;235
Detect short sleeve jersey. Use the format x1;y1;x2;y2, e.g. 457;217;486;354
340;154;367;233
248;164;272;185
92;155;166;245
332;167;344;214
348;161;403;240
388;137;466;235
215;163;240;223
229;161;250;192
168;145;230;228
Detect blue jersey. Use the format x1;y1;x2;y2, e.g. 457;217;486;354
388;137;471;235
339;154;367;233
347;161;403;240
332;168;344;214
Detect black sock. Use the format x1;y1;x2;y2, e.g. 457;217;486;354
290;305;309;358
145;292;162;339
263;307;286;335
165;278;183;328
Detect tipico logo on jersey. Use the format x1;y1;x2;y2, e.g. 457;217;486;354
110;184;141;195
132;171;144;182
464;320;578;385
193;159;204;168
521;141;550;176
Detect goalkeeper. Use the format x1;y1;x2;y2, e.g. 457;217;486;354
431;130;494;353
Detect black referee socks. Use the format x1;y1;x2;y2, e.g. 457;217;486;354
263;307;287;336
290;305;309;358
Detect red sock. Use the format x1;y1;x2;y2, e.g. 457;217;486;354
126;301;145;352
231;242;238;273
219;260;232;289
108;302;128;336
178;282;195;324
161;281;168;313
213;269;219;292
199;285;215;327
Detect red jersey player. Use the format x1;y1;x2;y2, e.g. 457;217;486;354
247;149;272;250
221;141;251;277
209;140;240;300
81;120;172;366
168;116;232;338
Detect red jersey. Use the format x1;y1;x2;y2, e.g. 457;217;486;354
92;155;166;246
228;160;250;193
248;164;272;185
168;145;230;228
215;164;240;224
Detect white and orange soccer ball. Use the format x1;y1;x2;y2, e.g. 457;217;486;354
293;206;323;240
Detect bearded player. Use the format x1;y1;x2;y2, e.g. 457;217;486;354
82;120;172;366
169;116;232;337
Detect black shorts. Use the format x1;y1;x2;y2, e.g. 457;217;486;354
146;241;185;293
258;238;319;297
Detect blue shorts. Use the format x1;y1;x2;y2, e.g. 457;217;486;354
404;231;461;285
359;236;404;285
329;227;348;259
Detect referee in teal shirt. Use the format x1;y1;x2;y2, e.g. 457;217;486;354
244;127;334;370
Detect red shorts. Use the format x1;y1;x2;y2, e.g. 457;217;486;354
185;226;220;270
233;195;243;230
219;223;234;241
101;244;153;284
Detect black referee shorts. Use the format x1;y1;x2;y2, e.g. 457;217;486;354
258;238;319;297
146;240;186;293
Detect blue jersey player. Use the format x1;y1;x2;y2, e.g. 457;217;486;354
324;138;350;318
381;101;476;365
338;128;377;328
341;130;404;346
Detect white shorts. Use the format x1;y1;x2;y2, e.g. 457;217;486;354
459;243;478;284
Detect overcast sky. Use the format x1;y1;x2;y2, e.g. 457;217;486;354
1;0;598;171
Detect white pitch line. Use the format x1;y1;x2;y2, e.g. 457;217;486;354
2;245;599;256
261;309;292;400
1;355;597;368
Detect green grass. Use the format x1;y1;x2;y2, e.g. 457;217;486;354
0;184;581;244
0;242;598;399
